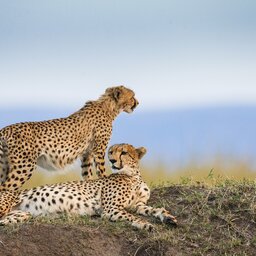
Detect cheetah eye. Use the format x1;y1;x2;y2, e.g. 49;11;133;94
109;151;113;154
121;151;128;156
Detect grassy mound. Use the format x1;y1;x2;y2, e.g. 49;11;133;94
0;179;255;256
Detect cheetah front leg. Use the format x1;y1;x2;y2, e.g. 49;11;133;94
81;152;94;180
0;210;32;225
92;135;110;178
102;207;154;231
94;149;107;178
82;133;109;180
135;203;177;227
81;147;107;180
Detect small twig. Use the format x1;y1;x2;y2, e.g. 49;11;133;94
134;245;143;256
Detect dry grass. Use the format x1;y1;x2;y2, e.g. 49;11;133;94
22;159;256;189
148;179;256;255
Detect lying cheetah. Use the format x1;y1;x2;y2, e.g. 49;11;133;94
0;144;177;230
0;85;138;194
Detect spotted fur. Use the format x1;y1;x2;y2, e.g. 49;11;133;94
0;144;177;230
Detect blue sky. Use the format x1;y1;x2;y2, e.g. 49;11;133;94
0;0;256;110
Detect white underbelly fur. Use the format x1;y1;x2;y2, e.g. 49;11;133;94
36;154;81;173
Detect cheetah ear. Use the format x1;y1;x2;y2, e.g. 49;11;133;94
106;86;124;102
112;87;122;102
136;147;147;159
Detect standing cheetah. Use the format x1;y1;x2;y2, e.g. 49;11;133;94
0;86;138;216
0;144;177;230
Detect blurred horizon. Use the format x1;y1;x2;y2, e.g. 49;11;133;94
1;105;255;170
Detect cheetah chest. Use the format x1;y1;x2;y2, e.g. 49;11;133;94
125;182;150;209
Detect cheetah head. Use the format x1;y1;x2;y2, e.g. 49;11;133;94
108;144;146;175
105;86;139;113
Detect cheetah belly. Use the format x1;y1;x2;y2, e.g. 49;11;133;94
36;154;78;171
18;185;102;217
36;154;59;171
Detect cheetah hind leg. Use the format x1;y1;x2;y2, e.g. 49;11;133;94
0;190;19;218
0;210;31;225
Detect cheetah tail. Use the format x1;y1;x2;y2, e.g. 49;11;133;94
0;138;9;185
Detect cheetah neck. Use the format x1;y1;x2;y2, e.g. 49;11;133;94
115;165;142;179
77;97;120;120
100;98;120;119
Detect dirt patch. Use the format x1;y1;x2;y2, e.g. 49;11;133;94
0;224;128;256
0;223;180;256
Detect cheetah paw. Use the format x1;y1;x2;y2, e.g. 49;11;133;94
132;221;154;231
144;223;154;232
164;215;178;227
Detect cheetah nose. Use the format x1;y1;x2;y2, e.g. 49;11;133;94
110;159;117;164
